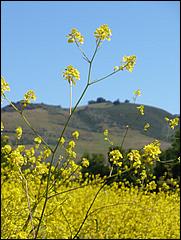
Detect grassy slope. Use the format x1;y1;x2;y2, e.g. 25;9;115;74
2;101;177;159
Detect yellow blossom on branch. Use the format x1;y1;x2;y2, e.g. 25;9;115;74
127;150;141;169
34;137;42;144
134;89;141;96
58;137;65;145
142;140;161;163
2;144;12;155
67;28;84;44
103;129;109;137
144;123;150;131
109;149;123;166
94;24;112;41
122;55;136;72
16;127;23;140
63;65;80;85
137;105;144;115
81;158;89;168
165;116;179;130
72;130;79;140
23;90;36;107
1;76;10;96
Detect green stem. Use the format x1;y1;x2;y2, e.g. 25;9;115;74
72;181;108;239
3;94;52;152
70;82;72;115
74;40;90;63
120;125;129;149
89;70;119;85
91;39;101;62
34;60;93;239
89;62;129;86
72;166;132;239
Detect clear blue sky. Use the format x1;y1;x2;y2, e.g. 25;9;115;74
1;1;180;114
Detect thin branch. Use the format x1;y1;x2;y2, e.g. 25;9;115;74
61;207;73;239
70;81;72;115
19;168;36;238
120;125;129;149
3;94;53;152
89;70;119;86
34;59;92;238
74;40;90;63
90;39;101;63
72;166;133;239
72;181;107;239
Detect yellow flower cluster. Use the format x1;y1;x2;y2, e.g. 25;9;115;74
94;24;112;41
16;127;23;140
109;149;123;166
34;136;42;149
34;136;42;144
1;76;10;96
127;150;141;169
10;149;24;165
72;130;79;140
137;105;144;115
81;158;90;168
63;65;80;85
23;90;36;106
146;180;157;191
66;140;76;159
58;136;65;145
2;144;12;155
143;140;161;163
144;123;150;131
122;55;136;72
133;89;141;96
165;117;179;130
43;148;52;159
67;28;84;44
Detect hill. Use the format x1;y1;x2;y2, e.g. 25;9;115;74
1;101;179;158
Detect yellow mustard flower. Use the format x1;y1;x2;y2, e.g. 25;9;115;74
67;28;84;44
72;130;79;140
144;123;150;131
16;127;23;140
169;117;179;129
143;140;161;162
94;24;112;41
43;148;52;158
122;55;136;72
23;90;36;106
81;158;89;168
1;144;12;154
137;105;144;115
109;149;123;165
103;129;109;137
1;76;10;96
133;89;141;96
63;65;80;85
58;136;65;145
10;149;24;165
34;137;42;144
68;140;76;149
127;150;141;168
165;116;179;129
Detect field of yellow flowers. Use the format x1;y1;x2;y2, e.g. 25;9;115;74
1;176;180;239
1;24;180;239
